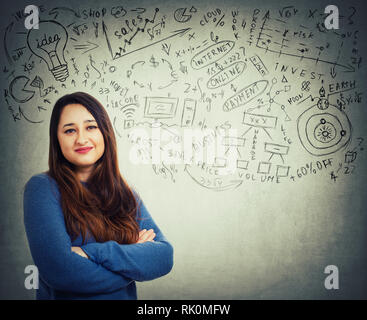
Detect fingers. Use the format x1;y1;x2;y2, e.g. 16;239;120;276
137;229;156;243
146;231;156;242
71;246;89;259
139;229;155;242
138;229;147;237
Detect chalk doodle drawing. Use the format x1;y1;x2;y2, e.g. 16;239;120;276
1;2;365;190
297;101;352;156
27;20;69;82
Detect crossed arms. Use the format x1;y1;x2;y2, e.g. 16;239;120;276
23;175;173;294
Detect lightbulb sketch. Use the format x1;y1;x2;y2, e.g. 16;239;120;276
27;20;69;82
297;101;352;156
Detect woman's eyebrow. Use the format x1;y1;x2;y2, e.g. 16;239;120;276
63;120;96;128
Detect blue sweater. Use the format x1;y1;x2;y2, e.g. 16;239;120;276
23;173;174;300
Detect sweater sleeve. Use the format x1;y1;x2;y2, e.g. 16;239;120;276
81;196;174;282
23;175;133;294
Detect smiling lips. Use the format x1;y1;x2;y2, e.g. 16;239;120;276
75;147;93;154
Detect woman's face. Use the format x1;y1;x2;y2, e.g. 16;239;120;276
57;104;105;177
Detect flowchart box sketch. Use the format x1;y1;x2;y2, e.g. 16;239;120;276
264;143;289;155
222;136;246;147
237;160;249;170
276;165;290;177
214;158;227;167
257;162;271;174
243;112;277;129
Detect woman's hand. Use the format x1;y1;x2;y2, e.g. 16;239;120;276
137;229;156;244
71;246;89;259
71;230;155;256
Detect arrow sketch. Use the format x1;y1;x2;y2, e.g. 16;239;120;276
73;41;99;54
102;19;191;60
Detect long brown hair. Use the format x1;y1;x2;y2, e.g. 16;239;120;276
47;92;140;244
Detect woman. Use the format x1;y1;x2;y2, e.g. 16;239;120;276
23;92;173;300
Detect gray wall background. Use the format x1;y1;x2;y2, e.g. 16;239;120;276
0;0;366;299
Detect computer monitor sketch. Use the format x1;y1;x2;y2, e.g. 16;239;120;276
144;97;179;119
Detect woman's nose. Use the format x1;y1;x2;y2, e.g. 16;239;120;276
76;131;88;144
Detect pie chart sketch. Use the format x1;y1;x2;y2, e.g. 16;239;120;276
297;101;352;156
174;7;196;23
9;76;35;103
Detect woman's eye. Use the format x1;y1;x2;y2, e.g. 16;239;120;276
64;126;97;134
